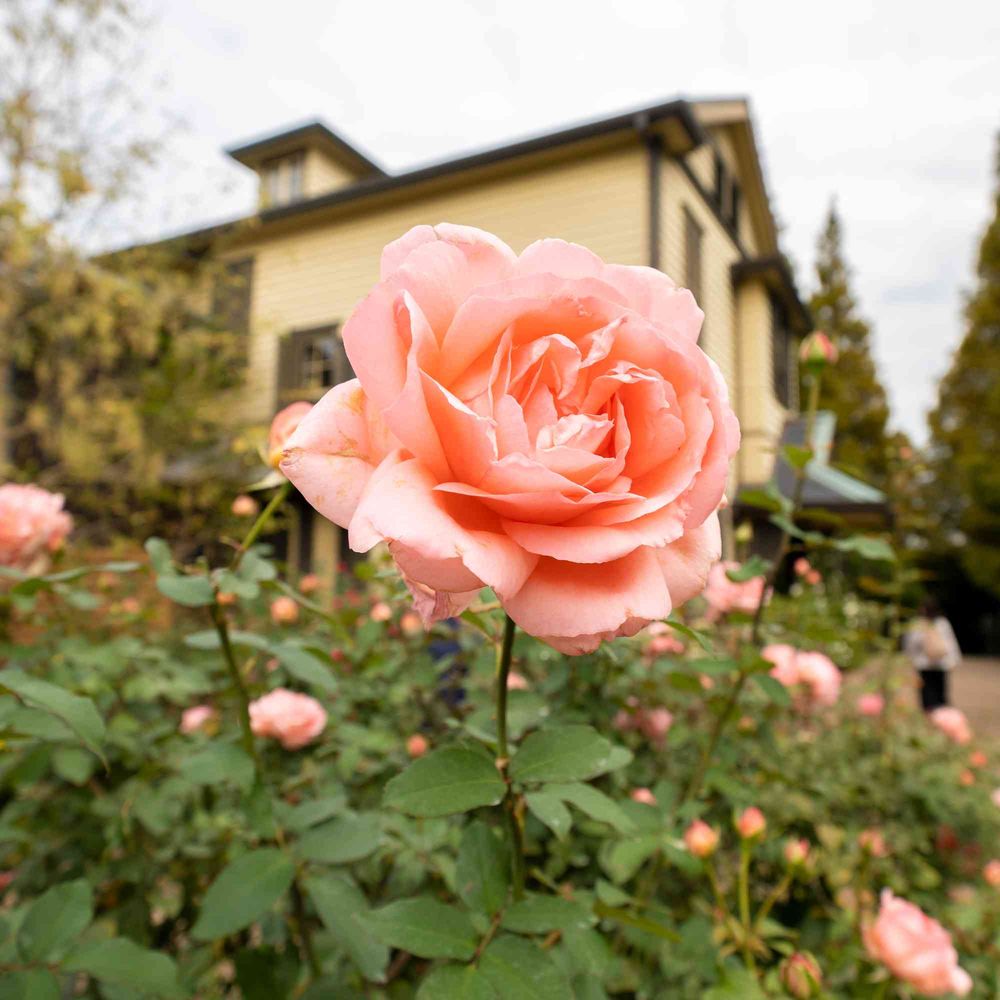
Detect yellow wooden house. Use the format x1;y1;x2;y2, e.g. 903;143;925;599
185;96;812;578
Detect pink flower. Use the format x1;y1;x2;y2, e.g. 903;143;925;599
638;707;674;745
400;610;424;635
270;596;300;625
506;671;530;691
406;733;429;758
968;750;987;769
805;569;822;586
736;807;766;839
763;643;800;687
863;890;972;997
780;953;822;999
279;225;739;654
370;601;392;623
299;573;321;594
763;645;841;707
930;707;972;746
179;705;217;734
0;484;73;569
644;621;685;656
249;689;327;750
631;787;657;806
702;561;765;619
231;494;259;518
784;838;811;867
983;860;1000;888
858;829;888;857
683;820;719;858
857;693;885;717
799;330;838;369
793;557;811;577
959;769;975;787
217;591;237;606
268;402;312;468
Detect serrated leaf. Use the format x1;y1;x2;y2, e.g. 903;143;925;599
156;574;215;607
525;791;572;839
192;848;295;940
367;898;477;960
270;644;338;694
63;938;185;998
305;874;388;982
17;880;93;961
501;893;592;934
178;743;255;791
417;964;497;1000
479;935;574;999
295;813;380;864
456;821;509;915
544;783;635;834
383;747;505;817
509;726;614;784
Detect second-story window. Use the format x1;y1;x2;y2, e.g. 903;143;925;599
277;324;352;403
261;151;306;208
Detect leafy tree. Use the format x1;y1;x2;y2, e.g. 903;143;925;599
1;0;252;543
806;203;891;486
928;135;1000;602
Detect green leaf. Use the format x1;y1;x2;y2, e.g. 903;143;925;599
156;574;215;607
600;834;661;884
234;947;300;1000
282;794;347;832
304;874;389;982
63;938;185;998
215;569;259;600
736;484;790;514
17;879;93;961
0;670;105;760
833;534;897;562
383;746;505;818
237;548;278;582
782;443;813;470
144;537;174;575
525;792;572;839
544;783;635;834
478;935;574;1000
178;743;255;792
752;674;792;706
725;556;770;582
465;691;549;743
51;746;97;785
192;848;295;940
367;898;477;961
184;629;270;652
295;813;380;864
501;894;592;934
665;616;713;653
417;964;498;1000
0;969;61;1000
456;821;510;915
270;644;338;694
509;726;614;784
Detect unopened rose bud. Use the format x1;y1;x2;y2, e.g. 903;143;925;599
858;828;888;857
983;860;1000;888
631;787;657;806
406;733;429;758
793;557;811;577
784;838;811;867
969;750;988;769
217;591;237;606
299;573;321;595
805;569;822;586
799;330;838;370
736;807;766;840
270;596;299;625
683;819;719;858
231;494;259;518
780;952;823;999
370;601;392;623
959;769;975;787
506;671;529;691
400;610;424;636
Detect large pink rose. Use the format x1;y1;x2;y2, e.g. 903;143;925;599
0;484;73;570
249;689;327;750
863;890;972;996
763;645;841;707
280;224;739;653
702;561;766;620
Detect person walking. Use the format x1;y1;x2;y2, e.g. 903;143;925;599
903;598;962;712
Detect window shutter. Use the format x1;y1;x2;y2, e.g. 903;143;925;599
683;207;704;306
277;331;301;403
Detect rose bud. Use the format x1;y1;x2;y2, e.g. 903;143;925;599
784;838;811;867
406;733;429;758
630;787;657;806
799;330;838;370
217;591;237;606
780;952;823;999
506;671;529;691
969;750;987;769
683;820;719;858
805;569;822;586
270;596;300;625
268;401;312;469
400;610;424;636
736;807;766;840
231;494;259;518
959;769;975;787
299;573;321;595
249;688;327;750
370;601;392;623
638;707;674;745
858;828;888;858
856;693;885;717
179;705;218;735
793;557;811;577
983;860;1000;888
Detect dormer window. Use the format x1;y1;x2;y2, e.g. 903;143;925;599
261;151;305;208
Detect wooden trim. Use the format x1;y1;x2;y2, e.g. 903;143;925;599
676;155;748;260
645;135;662;270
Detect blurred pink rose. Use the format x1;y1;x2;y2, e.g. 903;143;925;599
270;596;300;625
400;610;424;636
268;402;312;468
805;569;822;586
644;622;685;656
968;750;987;769
638;707;674;745
683;819;719;858
299;573;321;594
930;707;972;746
784;838;811;867
630;787;657;806
406;733;429;758
780;952;822;999
983;860;1000;888
0;484;73;569
506;671;530;691
793;557;811;577
179;705;217;734
370;601;392;623
736;806;766;839
857;693;885;717
959;769;975;787
231;494;259;518
763;645;841;707
280;224;739;654
249;689;327;750
858;829;888;857
863;890;972;997
702;561;765;619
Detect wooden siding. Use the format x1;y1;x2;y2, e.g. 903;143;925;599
303;148;358;198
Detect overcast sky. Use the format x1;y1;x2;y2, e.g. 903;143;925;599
140;0;1000;442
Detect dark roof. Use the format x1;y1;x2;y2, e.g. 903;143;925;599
226;120;385;178
731;255;812;333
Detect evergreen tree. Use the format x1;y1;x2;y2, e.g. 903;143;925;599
928;135;1000;601
806;203;892;485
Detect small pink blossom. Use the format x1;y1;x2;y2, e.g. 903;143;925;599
930;707;972;746
270;596;300;625
983;860;1000;888
858;828;888;858
506;671;530;691
0;484;73;569
968;750;987;769
780;952;822;999
736;807;766;839
268;402;312;468
370;601;392;623
793;557;811;577
857;693;885;717
805;569;822;586
630;787;657;806
400;610;424;636
763;645;841;707
683;820;719;858
638;707;674;745
249;689;327;750
863;890;972;997
784;838;810;867
231;494;259;518
299;573;321;594
702;561;766;619
406;733;429;758
180;705;217;734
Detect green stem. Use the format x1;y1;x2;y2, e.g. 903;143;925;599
495;615;525;900
753;871;792;929
210;603;260;772
738;840;756;973
682;670;748;804
291;877;322;979
232;480;291;570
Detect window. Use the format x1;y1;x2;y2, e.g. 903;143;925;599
771;296;792;407
277;324;352;403
683;206;704;307
260;151;306;207
728;181;742;238
211;258;254;340
712;153;725;207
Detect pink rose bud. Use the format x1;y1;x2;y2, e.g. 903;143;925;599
793;557;811;577
683;819;719;858
506;671;530;691
930;706;973;745
406;733;429;758
959;769;975;787
268;401;313;469
277;225;740;655
630;787;657;806
699;673;715;691
120;597;141;615
638;707;674;744
0;484;73;569
780;952;823;999
799;330;838;369
370;601;392;623
702;561;767;620
612;709;634;732
265;657;280;673
863;890;972;997
857;693;885;717
400;610;424;636
984;860;1000;888
217;591;237;606
969;750;987;769
784;838;811;867
231;494;259;518
270;596;300;625
805;569;822;586
737;715;755;733
330;648;346;663
299;573;321;595
180;705;218;734
249;688;327;750
858;828;888;858
736;807;766;840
